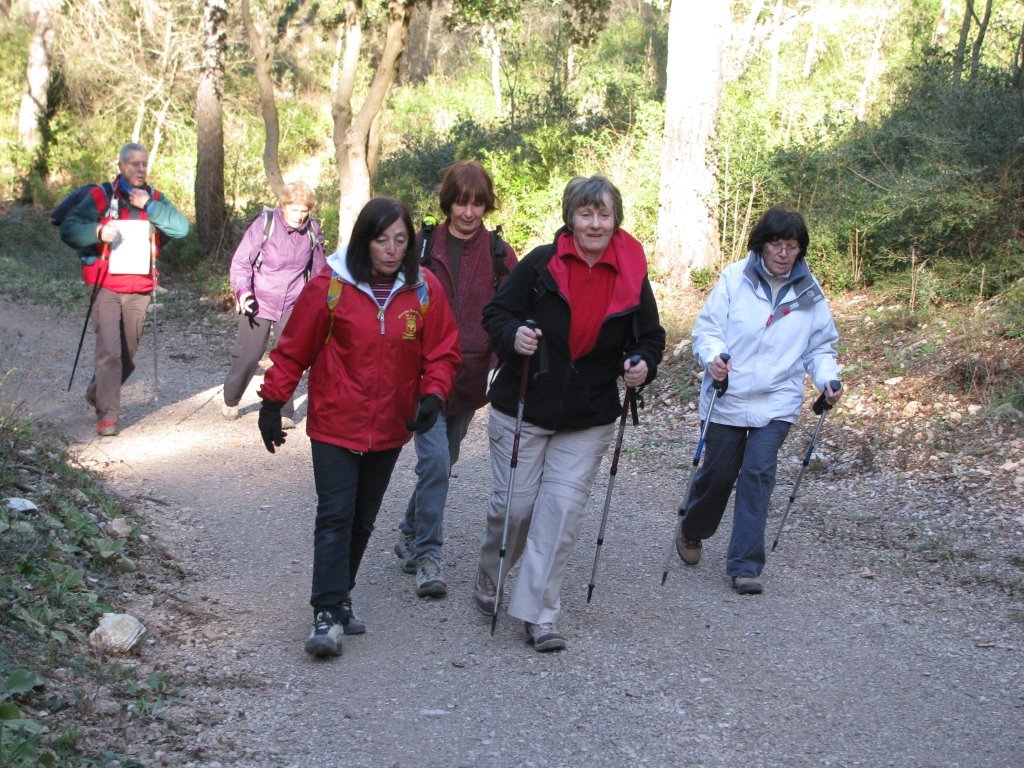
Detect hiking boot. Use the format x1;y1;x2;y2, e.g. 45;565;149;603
415;556;447;598
394;532;416;574
281;416;296;430
473;567;496;616
221;403;239;421
96;421;118;437
304;610;343;657
340;597;365;635
525;621;567;652
675;531;702;565
732;576;764;595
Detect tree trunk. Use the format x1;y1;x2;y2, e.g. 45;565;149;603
241;0;285;197
726;0;764;81
195;0;228;256
767;0;784;101
18;0;61;162
655;0;729;286
856;7;888;122
481;21;502;112
952;0;974;89
968;0;993;84
933;0;953;44
333;0;415;242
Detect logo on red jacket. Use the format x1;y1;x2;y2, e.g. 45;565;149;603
400;309;421;340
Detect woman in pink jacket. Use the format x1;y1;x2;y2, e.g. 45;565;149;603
223;181;326;426
258;197;460;659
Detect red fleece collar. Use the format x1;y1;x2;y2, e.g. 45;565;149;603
549;229;648;316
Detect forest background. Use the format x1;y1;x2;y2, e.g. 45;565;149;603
1;0;1022;308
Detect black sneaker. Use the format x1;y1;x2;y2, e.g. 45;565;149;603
394;532;416;574
732;576;763;595
304;610;343;657
340;598;365;635
415;556;447;598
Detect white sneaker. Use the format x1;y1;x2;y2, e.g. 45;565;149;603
221;403;239;421
525;621;567;652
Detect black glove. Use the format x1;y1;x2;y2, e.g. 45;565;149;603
259;400;287;453
406;394;442;434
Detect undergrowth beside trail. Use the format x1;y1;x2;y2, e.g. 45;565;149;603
0;403;182;766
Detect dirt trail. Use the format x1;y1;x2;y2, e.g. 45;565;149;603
1;294;1021;767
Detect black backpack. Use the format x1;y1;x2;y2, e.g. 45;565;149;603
52;182;115;264
418;217;510;289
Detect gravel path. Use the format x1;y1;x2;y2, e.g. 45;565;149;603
2;292;1021;767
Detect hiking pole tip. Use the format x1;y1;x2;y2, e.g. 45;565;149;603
772;379;842;551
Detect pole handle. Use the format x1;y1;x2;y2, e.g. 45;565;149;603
812;380;842;415
711;352;731;397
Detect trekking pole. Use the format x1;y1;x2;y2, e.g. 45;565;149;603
151;286;159;402
587;355;641;604
491;319;537;636
419;215;437;264
150;235;160;402
771;380;842;552
68;281;102;391
661;353;731;585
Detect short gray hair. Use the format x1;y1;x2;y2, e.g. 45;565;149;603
561;175;623;229
279;181;317;209
119;143;149;162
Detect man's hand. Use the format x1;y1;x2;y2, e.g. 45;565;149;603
97;222;118;243
259;400;287;453
405;394;442;434
128;187;151;210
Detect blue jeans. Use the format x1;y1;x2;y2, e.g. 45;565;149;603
310;439;401;613
680;420;791;578
400;411;475;560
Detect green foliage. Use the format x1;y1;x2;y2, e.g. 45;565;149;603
0;13;32;201
716;1;1024;301
374;3;668;253
0;400;181;765
0;208;83;307
0;669;56;768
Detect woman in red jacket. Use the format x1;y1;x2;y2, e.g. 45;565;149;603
258;197;460;659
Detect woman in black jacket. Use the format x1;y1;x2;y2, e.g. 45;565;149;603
473;175;665;652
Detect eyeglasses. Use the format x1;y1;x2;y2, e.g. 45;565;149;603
766;240;800;255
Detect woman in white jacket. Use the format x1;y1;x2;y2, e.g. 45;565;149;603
674;205;842;595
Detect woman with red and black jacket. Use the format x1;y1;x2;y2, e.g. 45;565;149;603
474;175;665;653
258;197;460;659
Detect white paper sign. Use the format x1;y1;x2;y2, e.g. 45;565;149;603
107;220;153;275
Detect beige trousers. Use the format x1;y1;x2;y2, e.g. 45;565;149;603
478;407;615;625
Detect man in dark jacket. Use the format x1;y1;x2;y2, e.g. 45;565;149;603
60;143;189;436
395;161;517;599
